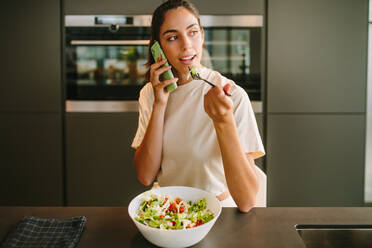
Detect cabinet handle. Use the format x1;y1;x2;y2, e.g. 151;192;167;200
70;40;149;45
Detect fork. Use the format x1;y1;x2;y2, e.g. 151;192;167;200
188;66;232;97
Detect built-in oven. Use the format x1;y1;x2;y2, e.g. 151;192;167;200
65;15;263;112
65;15;151;102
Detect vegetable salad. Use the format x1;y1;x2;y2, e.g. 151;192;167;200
135;193;214;230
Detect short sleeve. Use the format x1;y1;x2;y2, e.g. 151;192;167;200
131;83;154;149
232;84;265;159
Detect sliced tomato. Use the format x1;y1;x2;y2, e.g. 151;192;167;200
179;206;185;213
196;220;203;226
188;223;196;228
168;203;177;213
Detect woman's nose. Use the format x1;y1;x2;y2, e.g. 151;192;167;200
180;35;192;50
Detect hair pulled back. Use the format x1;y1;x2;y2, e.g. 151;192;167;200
145;0;201;81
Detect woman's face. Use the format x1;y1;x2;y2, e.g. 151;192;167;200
159;7;204;77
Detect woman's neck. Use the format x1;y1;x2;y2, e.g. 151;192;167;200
174;71;192;86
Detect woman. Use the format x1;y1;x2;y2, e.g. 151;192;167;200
131;0;265;212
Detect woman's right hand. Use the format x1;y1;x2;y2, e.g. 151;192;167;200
149;56;178;106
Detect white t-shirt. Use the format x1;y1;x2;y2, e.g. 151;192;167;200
131;67;265;196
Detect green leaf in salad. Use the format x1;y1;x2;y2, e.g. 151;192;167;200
135;194;214;229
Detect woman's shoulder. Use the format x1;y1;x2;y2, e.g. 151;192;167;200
139;82;154;104
140;82;152;93
139;82;153;96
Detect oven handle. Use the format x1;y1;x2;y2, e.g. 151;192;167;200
70;40;149;45
65;100;262;113
65;100;139;112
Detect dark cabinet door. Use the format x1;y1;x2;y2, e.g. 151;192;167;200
267;0;367;113
0;0;63;206
255;113;264;169
266;0;368;207
192;0;263;15
65;0;162;15
64;0;263;15
0;0;61;112
65;112;148;206
266;114;365;206
0;113;63;206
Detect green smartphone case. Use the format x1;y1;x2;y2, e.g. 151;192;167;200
151;41;177;92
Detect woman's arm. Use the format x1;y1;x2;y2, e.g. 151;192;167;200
134;103;167;186
204;84;259;213
214;117;259;212
133;58;178;186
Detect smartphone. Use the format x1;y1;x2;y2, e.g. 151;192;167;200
151;41;177;93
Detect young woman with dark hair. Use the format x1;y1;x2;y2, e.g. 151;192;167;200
131;0;265;212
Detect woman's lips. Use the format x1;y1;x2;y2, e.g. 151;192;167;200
179;55;196;65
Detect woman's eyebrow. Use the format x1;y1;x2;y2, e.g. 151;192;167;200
186;23;198;29
162;29;177;36
162;23;198;36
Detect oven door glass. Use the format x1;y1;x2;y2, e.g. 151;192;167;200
65;26;261;101
66;44;148;100
65;25;150;100
204;27;261;100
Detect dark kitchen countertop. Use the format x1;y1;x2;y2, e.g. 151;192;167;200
1;207;372;247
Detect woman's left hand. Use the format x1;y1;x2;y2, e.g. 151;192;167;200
204;84;234;123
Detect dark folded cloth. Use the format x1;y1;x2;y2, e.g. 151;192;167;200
1;216;86;248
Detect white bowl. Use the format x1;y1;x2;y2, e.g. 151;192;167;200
128;186;222;248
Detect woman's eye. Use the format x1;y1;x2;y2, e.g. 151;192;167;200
167;35;177;41
190;30;198;36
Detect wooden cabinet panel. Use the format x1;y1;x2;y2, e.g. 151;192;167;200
65;0;263;15
65;112;148;206
266;114;365;206
192;0;263;15
0;113;63;205
65;0;162;15
255;113;265;170
0;0;61;112
267;0;367;113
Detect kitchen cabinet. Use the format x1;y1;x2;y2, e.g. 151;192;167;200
191;0;263;15
267;0;367;113
65;112;148;206
64;0;263;15
254;113;264;169
266;114;365;206
0;113;63;206
0;0;61;113
255;113;263;138
266;0;368;206
64;0;162;15
0;0;63;206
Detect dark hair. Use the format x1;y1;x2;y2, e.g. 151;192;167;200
145;0;201;81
